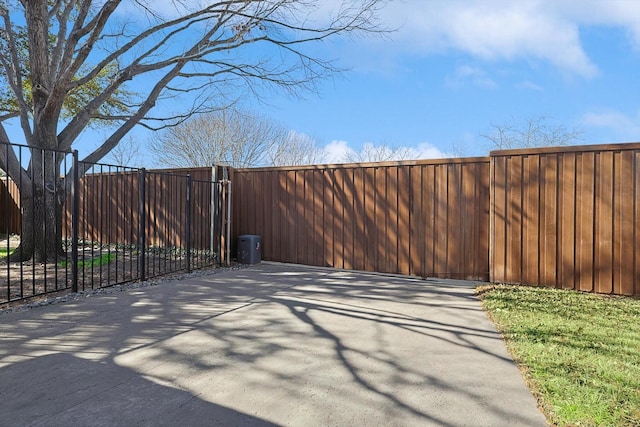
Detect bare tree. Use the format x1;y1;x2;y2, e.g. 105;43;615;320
482;116;583;150
446;141;469;158
268;131;326;166
149;109;288;168
105;135;142;167
0;0;387;261
343;142;418;163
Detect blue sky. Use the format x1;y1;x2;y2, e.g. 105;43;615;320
241;0;640;161
5;1;640;166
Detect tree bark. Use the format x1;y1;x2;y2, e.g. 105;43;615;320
9;176;65;263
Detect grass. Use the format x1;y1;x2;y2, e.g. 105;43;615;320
0;250;114;268
0;248;13;257
478;285;640;426
60;253;116;268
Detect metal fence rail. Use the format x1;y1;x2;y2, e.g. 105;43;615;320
1;142;229;304
1;143;76;302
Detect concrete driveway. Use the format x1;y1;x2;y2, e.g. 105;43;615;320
0;262;546;426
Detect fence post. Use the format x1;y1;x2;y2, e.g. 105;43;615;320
186;174;191;273
138;168;146;282
71;150;79;293
225;178;231;266
210;165;217;262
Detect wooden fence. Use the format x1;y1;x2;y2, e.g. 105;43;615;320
0;177;21;234
70;166;222;251
5;142;639;296
232;143;640;297
490;143;640;296
232;158;491;280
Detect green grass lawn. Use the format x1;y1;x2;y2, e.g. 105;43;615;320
0;247;13;257
0;249;114;267
478;285;640;427
60;253;115;268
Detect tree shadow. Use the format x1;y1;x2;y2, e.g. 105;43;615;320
0;264;545;426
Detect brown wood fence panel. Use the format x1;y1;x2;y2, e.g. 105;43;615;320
231;158;491;280
66;167;216;250
490;143;640;296
0;177;21;234
6;142;638;296
76;170;140;247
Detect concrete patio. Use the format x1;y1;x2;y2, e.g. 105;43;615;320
0;262;546;426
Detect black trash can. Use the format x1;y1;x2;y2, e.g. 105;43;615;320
237;234;261;264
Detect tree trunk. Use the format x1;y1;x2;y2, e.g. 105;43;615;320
9;176;66;263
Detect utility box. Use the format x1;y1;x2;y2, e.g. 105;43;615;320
237;234;261;264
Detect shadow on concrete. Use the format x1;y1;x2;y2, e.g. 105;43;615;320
0;353;277;426
0;263;546;426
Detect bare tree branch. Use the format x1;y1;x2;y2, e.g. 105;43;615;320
0;0;388;261
481;116;584;150
268;130;326;166
104;134;141;166
343;142;419;163
148;109;290;168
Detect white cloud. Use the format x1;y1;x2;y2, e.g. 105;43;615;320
517;81;544;92
363;0;640;78
323;140;352;163
555;1;640;49
413;142;448;159
321;140;447;163
445;65;497;89
581;109;640;141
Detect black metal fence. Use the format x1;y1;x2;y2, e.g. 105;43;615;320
1;142;230;305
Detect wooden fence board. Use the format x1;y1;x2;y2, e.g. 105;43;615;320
489;143;640;296
491;156;506;282
635;152;640;297
1;178;22;234
8;142;628;296
541;154;558;287
595;152;614;293
408;166;423;275
615;151;633;295
232;158;490;281
422;165;435;276
352;168;365;271
558;153;576;290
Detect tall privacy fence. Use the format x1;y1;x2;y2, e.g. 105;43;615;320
231;143;640;297
1;142;230;304
490;144;639;296
232;158;490;281
3;141;639;302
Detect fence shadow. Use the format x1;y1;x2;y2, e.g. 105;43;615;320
233;143;640;297
231;158;490;282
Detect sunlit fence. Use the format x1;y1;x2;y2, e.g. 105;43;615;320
231;158;490;281
1;142;230;304
0;176;20;234
4;140;639;304
231;143;640;297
